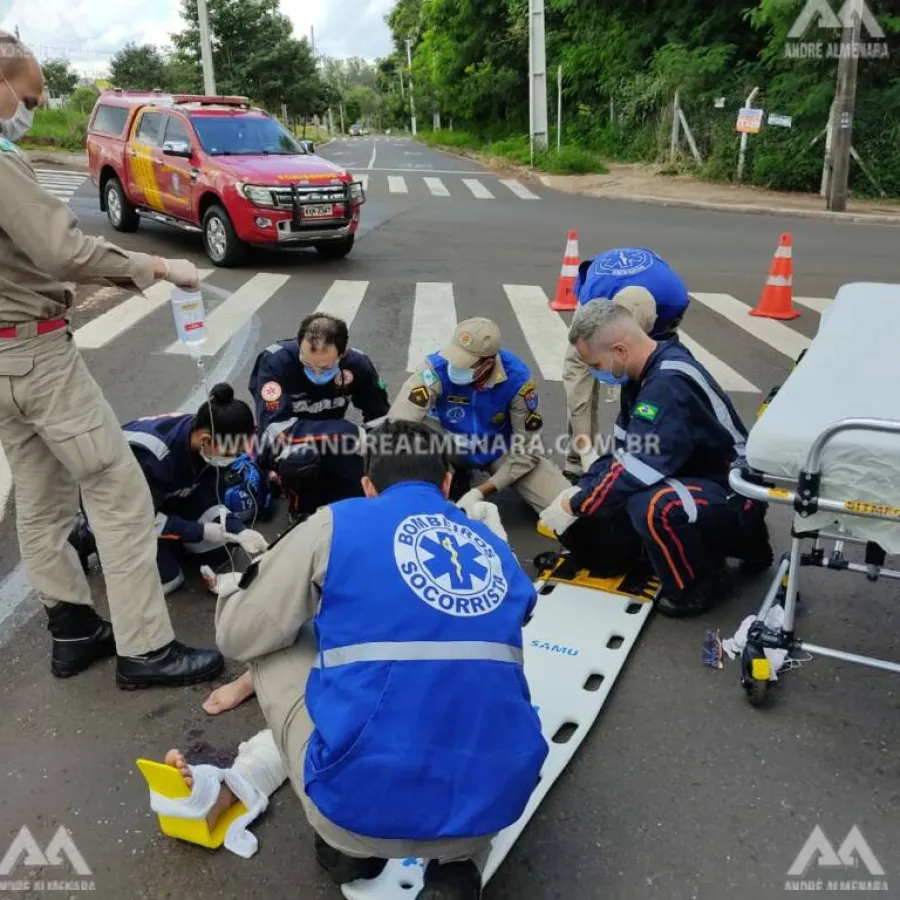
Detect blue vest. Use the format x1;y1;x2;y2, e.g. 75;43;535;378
426;349;532;467
304;481;548;840
576;247;689;337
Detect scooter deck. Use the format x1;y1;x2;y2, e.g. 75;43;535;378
341;564;656;899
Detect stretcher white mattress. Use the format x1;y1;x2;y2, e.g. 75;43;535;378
746;282;900;553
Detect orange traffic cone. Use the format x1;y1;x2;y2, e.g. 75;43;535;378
550;230;580;311
751;233;799;320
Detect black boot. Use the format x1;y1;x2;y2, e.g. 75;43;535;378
46;603;116;678
313;833;387;885
417;860;483;900
739;508;774;576
655;568;732;619
115;641;224;690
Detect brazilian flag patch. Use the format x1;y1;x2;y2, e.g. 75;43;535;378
0;137;16;153
633;402;659;423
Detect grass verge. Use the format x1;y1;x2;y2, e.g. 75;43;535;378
419;129;608;175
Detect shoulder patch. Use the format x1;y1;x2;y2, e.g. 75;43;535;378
408;385;431;408
260;381;282;402
421;368;436;387
524;412;543;432
335;369;354;388
377;377;386;390
491;411;506;425
0;137;16;153
633;402;659;423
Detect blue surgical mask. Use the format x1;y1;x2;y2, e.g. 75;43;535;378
304;364;339;385
201;451;237;468
447;364;475;385
590;367;628;386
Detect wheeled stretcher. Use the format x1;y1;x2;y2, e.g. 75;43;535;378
728;282;900;706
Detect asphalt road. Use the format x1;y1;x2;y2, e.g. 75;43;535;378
1;135;898;900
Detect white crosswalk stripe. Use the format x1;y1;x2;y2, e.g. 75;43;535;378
462;178;494;199
34;168;87;202
424;177;450;197
316;279;369;324
500;179;539;200
388;176;408;194
407;283;457;372
502;285;570;380
690;292;811;359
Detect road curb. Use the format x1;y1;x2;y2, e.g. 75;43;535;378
536;176;900;226
27;151;90;172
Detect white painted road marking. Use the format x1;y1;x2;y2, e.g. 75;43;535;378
316;280;369;327
500;179;539;200
388;176;409;194
462;178;494;199
408;283;457;373
502;285;570;381
424;177;450;197
690;292;811;359
678;331;759;393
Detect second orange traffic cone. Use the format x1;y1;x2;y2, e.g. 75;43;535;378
751;233;799;320
550;230;580;311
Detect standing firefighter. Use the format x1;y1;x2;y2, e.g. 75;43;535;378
0;32;222;688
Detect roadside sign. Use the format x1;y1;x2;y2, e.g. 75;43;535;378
736;107;763;134
714;97;726;108
768;113;793;128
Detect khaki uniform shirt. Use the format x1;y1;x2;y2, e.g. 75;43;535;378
388;354;547;491
215;506;332;661
0;137;157;353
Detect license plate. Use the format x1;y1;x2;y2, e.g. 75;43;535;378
301;204;334;218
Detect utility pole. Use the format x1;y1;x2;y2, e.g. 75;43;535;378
405;37;417;136
528;0;549;161
310;26;315;55
196;0;217;96
827;0;862;212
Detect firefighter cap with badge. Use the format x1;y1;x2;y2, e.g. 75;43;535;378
441;318;502;368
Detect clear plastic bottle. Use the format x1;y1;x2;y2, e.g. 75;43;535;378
170;286;208;347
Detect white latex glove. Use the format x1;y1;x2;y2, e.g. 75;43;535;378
580;449;600;473
227;528;268;556
471;501;508;543
161;258;200;289
539;486;581;536
202;522;229;545
456;488;483;516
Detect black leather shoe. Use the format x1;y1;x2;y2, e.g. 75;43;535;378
46;604;116;678
656;569;732;619
115;641;224;690
417;860;483;900
313;833;387;885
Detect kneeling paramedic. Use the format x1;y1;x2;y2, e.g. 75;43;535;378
541;301;772;618
104;385;270;594
209;420;547;899
249;312;389;523
563;247;690;479
390;317;571;517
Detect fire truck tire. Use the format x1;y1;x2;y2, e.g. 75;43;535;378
202;205;247;267
315;235;355;260
104;176;139;233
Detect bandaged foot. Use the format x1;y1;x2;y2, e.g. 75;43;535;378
470;501;508;543
203;670;255;716
152;730;287;858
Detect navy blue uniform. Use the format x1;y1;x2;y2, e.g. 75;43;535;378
562;339;765;596
122;413;247;591
248;340;389;516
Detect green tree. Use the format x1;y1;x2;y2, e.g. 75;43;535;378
109;44;175;91
43;60;78;98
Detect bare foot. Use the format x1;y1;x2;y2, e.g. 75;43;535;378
203;670;255;716
164;748;237;832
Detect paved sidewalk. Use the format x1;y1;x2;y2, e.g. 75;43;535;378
539;163;900;225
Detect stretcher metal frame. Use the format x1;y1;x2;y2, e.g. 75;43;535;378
729;416;900;706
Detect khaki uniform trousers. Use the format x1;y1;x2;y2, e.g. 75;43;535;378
251;625;495;872
0;330;175;656
562;343;619;475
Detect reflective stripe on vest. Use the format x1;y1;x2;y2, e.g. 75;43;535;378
312;640;524;669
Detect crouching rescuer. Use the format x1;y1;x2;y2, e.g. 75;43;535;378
540;301;773;618
189;419;548;898
249;313;389;523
